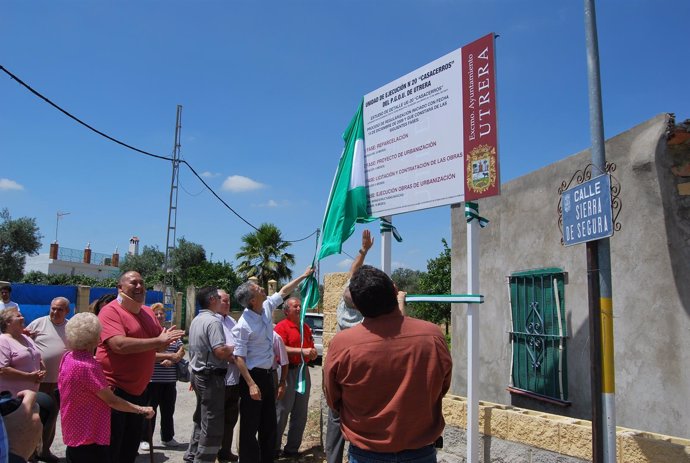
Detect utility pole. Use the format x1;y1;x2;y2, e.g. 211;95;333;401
164;105;182;317
584;1;616;462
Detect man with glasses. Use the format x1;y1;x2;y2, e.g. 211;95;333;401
232;267;314;463
184;287;235;463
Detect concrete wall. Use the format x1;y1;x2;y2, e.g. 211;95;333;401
450;113;690;438
321;266;690;462
24;253;119;279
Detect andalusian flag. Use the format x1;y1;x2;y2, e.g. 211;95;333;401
318;101;375;260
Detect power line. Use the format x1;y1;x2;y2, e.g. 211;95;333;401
0;65;173;162
0;64;320;246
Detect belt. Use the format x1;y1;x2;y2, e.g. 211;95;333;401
250;367;272;375
288;364;300;369
195;368;227;377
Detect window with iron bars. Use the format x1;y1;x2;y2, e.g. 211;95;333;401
508;268;570;405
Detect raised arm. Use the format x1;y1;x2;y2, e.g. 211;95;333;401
278;266;315;299
349;229;374;277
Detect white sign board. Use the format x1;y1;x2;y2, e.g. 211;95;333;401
363;49;464;216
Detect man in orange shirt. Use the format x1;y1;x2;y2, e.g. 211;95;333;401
273;297;317;458
324;265;452;463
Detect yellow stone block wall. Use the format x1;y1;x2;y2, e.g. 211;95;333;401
441;395;690;463
322;272;348;356
76;285;91;313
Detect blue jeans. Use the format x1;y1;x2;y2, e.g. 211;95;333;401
349;444;437;463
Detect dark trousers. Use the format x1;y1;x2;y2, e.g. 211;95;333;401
142;381;177;442
325;407;346;463
38;382;59;455
184;372;225;463
66;444;111;463
110;387;147;463
239;368;276;463
218;384;240;460
35;391;56;428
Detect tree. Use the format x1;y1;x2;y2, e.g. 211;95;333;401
185;261;242;304
119;245;165;281
391;267;425;294
235;223;295;291
0;209;42;281
410;238;452;334
170;237;206;287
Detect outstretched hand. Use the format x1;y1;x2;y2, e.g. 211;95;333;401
159;326;185;348
361;229;374;251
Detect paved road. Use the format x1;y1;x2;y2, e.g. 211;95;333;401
51;365;324;463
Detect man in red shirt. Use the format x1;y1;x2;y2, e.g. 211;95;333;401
273;297;317;458
96;271;185;463
324;265;452;463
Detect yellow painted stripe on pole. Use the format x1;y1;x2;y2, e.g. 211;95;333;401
601;297;615;393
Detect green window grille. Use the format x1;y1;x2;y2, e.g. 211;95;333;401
508;268;569;405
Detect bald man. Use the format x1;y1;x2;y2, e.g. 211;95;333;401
96;271;185;463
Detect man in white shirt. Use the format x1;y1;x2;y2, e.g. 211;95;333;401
231;267;313;463
0;284;19;311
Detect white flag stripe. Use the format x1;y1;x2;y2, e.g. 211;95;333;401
350;138;366;190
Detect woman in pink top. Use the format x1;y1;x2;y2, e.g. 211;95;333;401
0;307;45;395
59;312;154;463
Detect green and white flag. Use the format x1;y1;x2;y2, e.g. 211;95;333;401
318;101;375;261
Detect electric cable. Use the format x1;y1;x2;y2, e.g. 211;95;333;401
0;64;321;245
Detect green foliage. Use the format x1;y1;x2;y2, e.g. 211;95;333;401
391;267;425;293
20;271;118;288
119;245;165;280
0;209;42;281
171;237;206;285
408;238;452;334
184;261;241;294
235;223;295;291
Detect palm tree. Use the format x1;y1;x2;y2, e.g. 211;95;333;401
235;223;295;290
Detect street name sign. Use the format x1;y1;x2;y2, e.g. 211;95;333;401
561;174;613;246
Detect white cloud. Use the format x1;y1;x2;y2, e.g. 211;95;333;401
221;175;265;192
337;258;353;269
201;171;221;178
255;199;290;208
0;178;24;191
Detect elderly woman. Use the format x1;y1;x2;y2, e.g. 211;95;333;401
0;307;45;396
59;312;154;463
139;303;185;452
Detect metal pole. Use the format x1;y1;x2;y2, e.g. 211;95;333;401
164;105;182;315
584;1;615;461
586;241;604;463
381;215;392;276
466;210;480;463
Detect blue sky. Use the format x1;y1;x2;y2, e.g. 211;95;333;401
1;0;688;281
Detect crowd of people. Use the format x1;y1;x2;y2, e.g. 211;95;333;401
0;231;453;463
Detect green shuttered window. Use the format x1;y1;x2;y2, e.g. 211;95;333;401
508;268;569;405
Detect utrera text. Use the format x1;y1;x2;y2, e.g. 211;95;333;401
467;47;492;141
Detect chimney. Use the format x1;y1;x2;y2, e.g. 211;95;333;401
111;247;120;267
49;242;59;260
83;242;92;264
128;236;140;256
